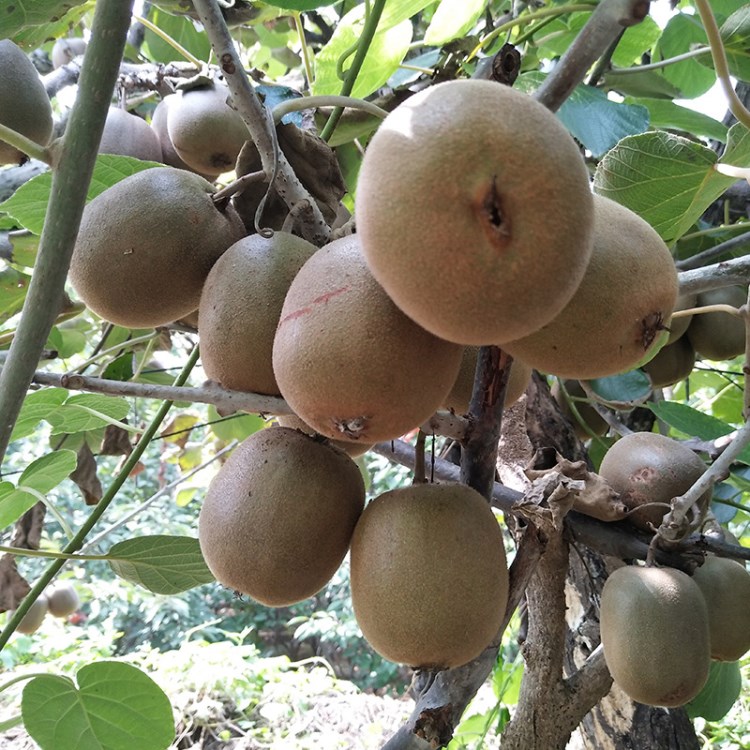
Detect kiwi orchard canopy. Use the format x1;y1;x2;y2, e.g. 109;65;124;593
355;79;595;346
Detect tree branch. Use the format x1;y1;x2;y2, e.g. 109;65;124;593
675;230;750;271
678;254;750;295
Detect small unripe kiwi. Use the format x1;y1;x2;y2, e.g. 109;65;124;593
199;232;317;395
642;335;696;389
356;78;594;345
691;556;750;662
51;37;87;69
272;234;463;444
70;167;245;328
13;595;49;635
600;565;710;707
687;286;747;361
550;379;608;440
0;40;54;165
198;427;365;606
504;195;678;379
350;482;508;669
99;107;163;162
46;583;80;618
598;432;710;531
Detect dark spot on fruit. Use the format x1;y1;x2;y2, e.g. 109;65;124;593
639;311;666;350
478;177;510;247
221;54;236;75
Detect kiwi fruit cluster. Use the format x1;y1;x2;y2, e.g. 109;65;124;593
12;582;80;635
600;559;750;707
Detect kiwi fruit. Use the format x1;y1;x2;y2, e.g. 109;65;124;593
600;565;710;707
167;82;250;176
355;79;594;346
687;286;747;361
0;40;54;165
667;292;697;344
151;95;205;173
550;379;608;440
99;107;163;162
274;414;373;458
51;37;87;69
504;195;678;379
46;582;80;618
272;234;463;444
199;231;317;395
198;426;365;606
598;432;711;531
443;347;532;415
691;556;750;662
642;336;695;389
13;595;49;635
350;482;508;669
70;167;245;328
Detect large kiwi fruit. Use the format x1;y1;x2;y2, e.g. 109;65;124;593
70;167;245;328
272;234;463;444
13;595;49;635
199;231;317;395
443;347;532;415
355;79;594;346
600;565;710;707
642;335;695;389
151;95;205;173
198;427;365;606
46;582;80;618
504;195;678;379
167;82;249;176
0;41;54;165
598;432;710;531
550;379;608;440
687;286;747;361
99;107;163;162
350;482;508;669
691;556;750;662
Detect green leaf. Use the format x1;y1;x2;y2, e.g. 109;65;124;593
22;662;174;750
6;230;38;268
1;0;88;45
685;659;742;721
721;6;750;82
424;0;485;46
142;8;212;63
107;536;214;594
18;450;77;494
10;388;69;442
603;68;683;100
208;405;264;442
648;401;734;440
0;268;30;325
625;98;728;143
0;484;39;531
264;0;337;8
48;324;89;359
587;370;651;405
0;157;161;235
101;353;135;382
46;394;131;435
610;15;661;67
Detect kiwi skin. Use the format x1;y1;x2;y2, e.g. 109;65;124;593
13;595;49;635
99;107;163;162
198;427;365;607
0;41;54;165
687;286;747;361
272;234;463;444
600;565;710;707
199;232;317;396
46;583;80;618
598;432;711;531
70;167;245;329
504;195;678;379
356;78;594;346
642;335;695;389
691;556;750;662
350;482;508;669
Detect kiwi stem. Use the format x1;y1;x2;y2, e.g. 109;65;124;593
0;125;53;167
670;303;742;319
132;14;204;68
272;96;388;125
319;0;387;143
211;170;266;203
291;12;315;90
607;46;712;75
413;430;427;485
0;0;135;469
0;346;199;653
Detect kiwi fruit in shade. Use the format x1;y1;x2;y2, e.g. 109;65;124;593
691;556;750;662
199;232;317;396
99;107;163;162
46;583;80;618
274;414;373;458
667;292;697;344
600;565;710;707
198;427;365;606
70;167;245;328
167;82;250;176
443;348;532;415
151;95;206;173
355;79;594;346
687;286;747;361
598;432;710;531
350;482;508;669
550;379;608;440
504;195;678;379
0;40;54;165
51;37;87;69
642;335;695;389
272;234;463;444
13;595;49;635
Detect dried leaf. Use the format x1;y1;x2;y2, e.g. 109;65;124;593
100;424;133;456
69;444;102;506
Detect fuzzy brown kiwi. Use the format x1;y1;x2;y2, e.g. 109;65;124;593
272;234;463;444
0;41;54;165
199;232;317;395
151;95;209;174
356;79;594;345
504;195;678;379
687;286;747;361
350;482;508;669
99;107;163;162
642;335;696;389
198;427;365;606
600;566;710;707
13;595;49;635
46;583;80;618
70;167;245;328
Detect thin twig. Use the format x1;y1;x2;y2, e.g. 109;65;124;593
676;230;750;271
0;124;53;166
678;254;750;296
272;95;388;124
